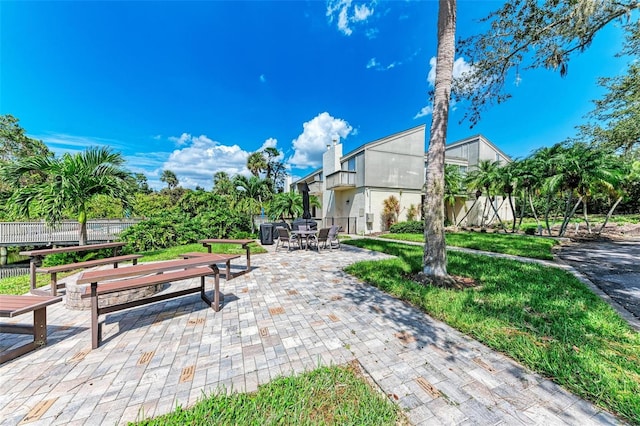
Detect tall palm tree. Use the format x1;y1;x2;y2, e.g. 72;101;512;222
421;0;456;284
212;171;235;196
160;170;178;190
247;151;267;177
2;146;132;245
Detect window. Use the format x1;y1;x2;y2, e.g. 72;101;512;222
461;144;468;158
347;157;356;171
496;153;501;164
459;165;468;176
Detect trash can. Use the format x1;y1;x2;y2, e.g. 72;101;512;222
260;223;274;245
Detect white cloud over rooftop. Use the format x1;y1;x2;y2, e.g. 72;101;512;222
288;112;353;169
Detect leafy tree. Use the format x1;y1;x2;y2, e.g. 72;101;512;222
464;160;504;230
1;146;132;245
132;173;152;194
263;147;288;192
456;1;640;126
131;192;173;218
160;169;179;190
382;195;401;230
579;21;640;154
267;191;302;220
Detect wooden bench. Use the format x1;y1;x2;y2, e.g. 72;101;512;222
20;242;132;296
77;255;239;349
180;252;241;279
199;238;254;277
0;295;62;364
36;254;143;296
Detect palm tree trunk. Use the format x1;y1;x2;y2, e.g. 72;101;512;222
507;193;517;233
559;194;583;237
582;198;591;234
421;0;456;283
78;210;87;245
456;195;478;227
597;196;623;234
486;196;506;231
544;193;553;236
529;191;539;224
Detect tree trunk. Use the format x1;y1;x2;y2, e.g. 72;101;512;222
78;210;87;245
507;193;517;233
486;196;506;231
456;194;479;227
582;198;591;234
597;196;623;234
529;191;539;224
544;193;552;236
421;0;456;283
559;194;583;237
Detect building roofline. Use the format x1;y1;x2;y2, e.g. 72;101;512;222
444;134;513;161
342;124;426;160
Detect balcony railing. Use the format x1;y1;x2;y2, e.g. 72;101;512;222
325;171;356;190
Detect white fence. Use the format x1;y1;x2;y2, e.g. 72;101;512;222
0;267;29;279
0;220;140;245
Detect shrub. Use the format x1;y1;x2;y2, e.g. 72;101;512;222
521;224;538;235
389;220;423;234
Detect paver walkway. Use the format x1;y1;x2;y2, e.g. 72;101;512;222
0;243;624;425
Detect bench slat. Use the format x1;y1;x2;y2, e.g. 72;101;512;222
83;267;214;296
0;295;63;317
20;242;126;257
37;254;143;273
77;255;237;284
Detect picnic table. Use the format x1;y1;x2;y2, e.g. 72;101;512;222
77;254;239;348
199;238;254;277
19;242;139;296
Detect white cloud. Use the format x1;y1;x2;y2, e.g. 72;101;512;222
366;57;379;69
416;56;473;119
259;74;266;83
413;105;433;119
366;57;399;71
326;0;376;36
159;133;282;190
427;56;474;86
289;112;353;169
353;4;373;21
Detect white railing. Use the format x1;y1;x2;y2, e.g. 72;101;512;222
0;220;140;245
0;267;29;279
325;171;356;190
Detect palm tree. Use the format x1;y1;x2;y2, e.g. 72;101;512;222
495;163;518;232
247;151;267;177
464;160;503;230
2;146;132;245
268;191;303;220
421;0;456;285
233;175;271;232
212;171;235;196
443;164;463;228
160;170;178;190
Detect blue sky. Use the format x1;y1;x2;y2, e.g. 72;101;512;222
1;1;630;190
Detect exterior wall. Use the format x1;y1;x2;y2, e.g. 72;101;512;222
363;127;424;190
366;189;422;234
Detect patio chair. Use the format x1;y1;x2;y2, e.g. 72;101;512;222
275;227;300;251
327;225;341;250
315;227;331;250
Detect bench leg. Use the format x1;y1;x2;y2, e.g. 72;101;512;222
30;258;37;293
51;272;58;296
0;307;48;364
245;245;251;270
91;283;100;349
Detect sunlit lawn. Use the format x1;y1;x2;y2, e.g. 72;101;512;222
380;231;559;260
132;363;403;425
343;238;640;425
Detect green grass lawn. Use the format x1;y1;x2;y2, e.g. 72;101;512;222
0;242;268;295
132;363;403;425
343;238;640;425
380;231;559;260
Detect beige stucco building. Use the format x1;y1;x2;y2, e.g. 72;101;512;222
292;125;513;234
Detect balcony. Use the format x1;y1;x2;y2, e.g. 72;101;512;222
307;181;323;195
325;170;356;191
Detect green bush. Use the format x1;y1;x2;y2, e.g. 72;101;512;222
389;220;423;234
521;224;538;235
119;209;252;252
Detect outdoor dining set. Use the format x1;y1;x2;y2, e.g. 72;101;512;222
275;225;341;252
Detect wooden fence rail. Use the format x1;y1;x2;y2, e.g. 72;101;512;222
0;220;140;246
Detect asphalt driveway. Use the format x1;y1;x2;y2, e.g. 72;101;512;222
556;238;640;324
